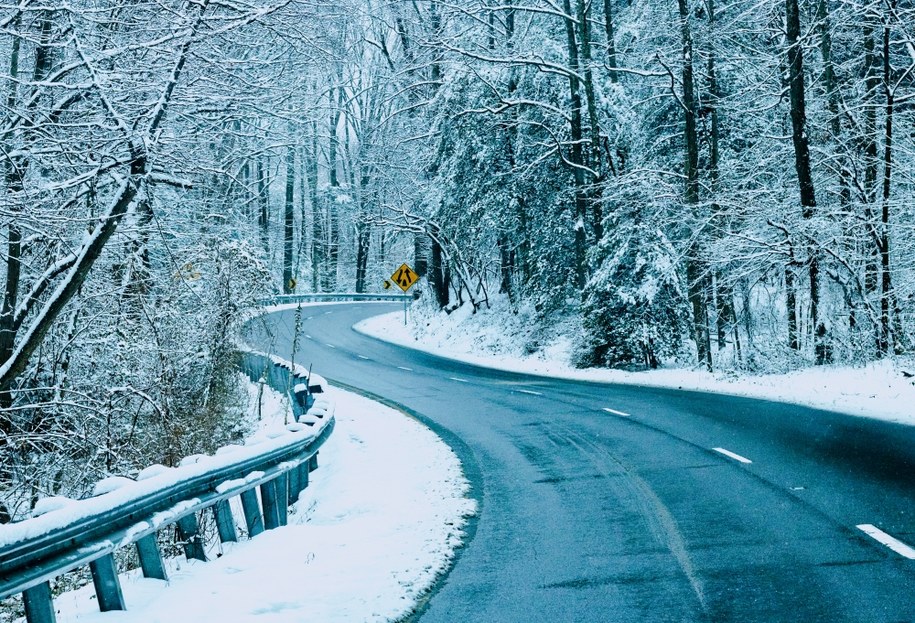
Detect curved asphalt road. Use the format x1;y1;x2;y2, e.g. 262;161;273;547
246;303;915;622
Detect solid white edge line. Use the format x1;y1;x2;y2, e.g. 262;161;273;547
857;524;915;559
396;366;413;372
602;408;630;417
516;389;543;396
449;377;469;383
712;447;753;464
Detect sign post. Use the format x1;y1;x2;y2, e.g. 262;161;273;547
389;263;419;325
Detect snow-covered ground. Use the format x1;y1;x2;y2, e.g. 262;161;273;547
39;380;475;623
355;303;915;427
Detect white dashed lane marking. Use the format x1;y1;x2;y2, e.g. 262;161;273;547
396;366;413;372
449;377;470;383
712;447;753;464
357;355;370;360
602;408;630;417
325;344;336;349
516;389;543;396
857;524;915;559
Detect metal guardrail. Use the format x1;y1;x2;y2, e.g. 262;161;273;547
259;292;411;306
239;350;326;419
0;348;335;623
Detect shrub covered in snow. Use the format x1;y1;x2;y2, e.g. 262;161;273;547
577;222;689;370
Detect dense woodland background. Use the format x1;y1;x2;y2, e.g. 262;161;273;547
1;0;914;517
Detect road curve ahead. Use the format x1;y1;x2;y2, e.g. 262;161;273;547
246;303;915;623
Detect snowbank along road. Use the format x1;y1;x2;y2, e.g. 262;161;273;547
246;303;915;623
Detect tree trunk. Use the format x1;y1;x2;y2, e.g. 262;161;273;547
863;18;879;295
705;0;735;352
325;90;342;291
430;230;449;308
677;0;712;370
298;145;309;281
817;0;850;203
355;225;370;293
498;236;513;296
354;170;371;294
0;177;142;391
785;0;821;362
878;13;894;356
354;221;370;293
561;0;588;290
283;146;295;293
498;7;526;300
1;12;47;418
414;234;428;277
602;0;619;82
575;0;604;244
308;123;324;292
257;158;269;251
327;208;338;291
817;0;840;140
241;159;252;218
786;267;798;350
429;1;442;86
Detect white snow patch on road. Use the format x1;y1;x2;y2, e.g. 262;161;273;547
355;309;915;427
41;384;475;623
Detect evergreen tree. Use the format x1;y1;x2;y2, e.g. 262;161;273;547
579;214;689;369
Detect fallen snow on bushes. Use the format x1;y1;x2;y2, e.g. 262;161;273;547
355;304;915;427
41;383;475;623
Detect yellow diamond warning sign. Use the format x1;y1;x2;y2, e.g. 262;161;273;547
390;263;419;292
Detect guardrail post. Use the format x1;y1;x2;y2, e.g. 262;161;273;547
23;581;55;623
136;533;168;580
176;513;207;561
260;480;281;530
213;499;238;543
288;464;301;503
275;473;289;526
89;553;126;612
239;489;264;537
272;363;285;393
298;462;309;490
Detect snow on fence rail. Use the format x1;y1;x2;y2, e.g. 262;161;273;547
0;349;335;623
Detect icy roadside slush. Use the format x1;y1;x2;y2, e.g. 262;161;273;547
43;382;476;623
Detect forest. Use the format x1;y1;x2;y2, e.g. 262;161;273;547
1;0;913;517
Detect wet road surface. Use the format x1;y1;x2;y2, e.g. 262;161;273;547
247;303;915;622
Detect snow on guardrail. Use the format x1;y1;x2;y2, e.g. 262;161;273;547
1;312;339;623
0;418;328;550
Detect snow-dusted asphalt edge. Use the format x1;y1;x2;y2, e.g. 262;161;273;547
249;305;481;622
245;301;484;622
325;378;485;623
354;310;915;427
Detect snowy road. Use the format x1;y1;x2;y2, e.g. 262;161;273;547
247;303;915;622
